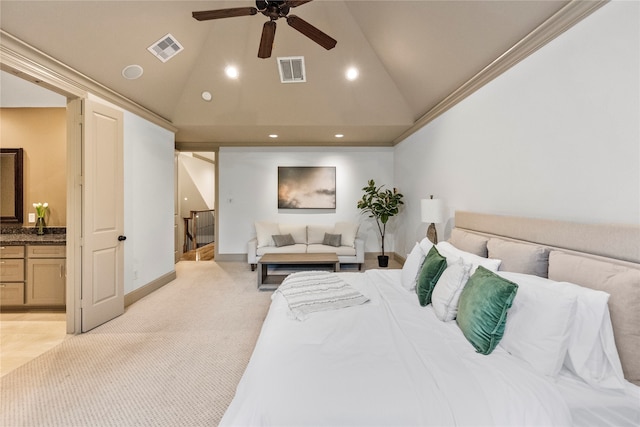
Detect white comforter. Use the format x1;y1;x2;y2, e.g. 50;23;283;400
220;269;573;426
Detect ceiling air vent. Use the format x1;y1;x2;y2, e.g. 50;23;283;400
278;56;306;83
147;33;184;63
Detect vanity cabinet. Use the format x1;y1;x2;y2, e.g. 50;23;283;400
0;245;25;305
0;244;66;307
26;245;66;306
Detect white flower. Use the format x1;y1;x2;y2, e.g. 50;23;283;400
33;202;48;218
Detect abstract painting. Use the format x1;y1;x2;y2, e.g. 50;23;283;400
278;166;336;209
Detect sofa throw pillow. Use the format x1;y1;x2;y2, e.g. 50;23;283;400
416;246;447;307
323;233;342;247
272;234;296;247
456;266;518;355
334;222;359;248
255;221;280;248
279;224;307;244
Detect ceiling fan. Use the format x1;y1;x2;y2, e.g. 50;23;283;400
192;0;337;59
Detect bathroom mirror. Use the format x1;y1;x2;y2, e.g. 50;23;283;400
1;148;24;224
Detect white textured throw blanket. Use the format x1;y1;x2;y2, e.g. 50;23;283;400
275;271;370;320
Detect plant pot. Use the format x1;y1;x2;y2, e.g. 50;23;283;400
378;255;389;268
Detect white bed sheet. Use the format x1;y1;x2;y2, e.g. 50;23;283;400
219;269;628;426
554;371;640;427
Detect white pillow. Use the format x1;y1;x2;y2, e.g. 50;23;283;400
418;237;434;256
334;222;359;248
255;221;280;248
431;258;471;321
436;241;502;274
499;272;625;388
497;272;577;377
401;243;426;292
556;282;625;390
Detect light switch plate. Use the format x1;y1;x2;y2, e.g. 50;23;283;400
28;213;36;223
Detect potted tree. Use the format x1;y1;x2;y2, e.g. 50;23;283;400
357;179;404;267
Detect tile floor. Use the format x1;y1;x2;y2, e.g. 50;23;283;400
0;311;68;377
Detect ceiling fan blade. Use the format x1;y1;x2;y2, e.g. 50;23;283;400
286;0;314;7
258;21;277;59
192;7;257;21
286;15;337;50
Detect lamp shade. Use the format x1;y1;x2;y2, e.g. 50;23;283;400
421;197;444;224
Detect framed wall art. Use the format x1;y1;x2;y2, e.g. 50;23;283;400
278;166;336;209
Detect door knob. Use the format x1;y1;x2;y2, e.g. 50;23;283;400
118;235;127;241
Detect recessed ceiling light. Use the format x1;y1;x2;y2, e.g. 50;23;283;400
335;134;344;138
201;91;212;102
269;134;278;138
225;65;239;79
346;67;359;81
122;64;143;80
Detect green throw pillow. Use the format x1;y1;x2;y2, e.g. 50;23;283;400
416;246;448;306
456;266;519;355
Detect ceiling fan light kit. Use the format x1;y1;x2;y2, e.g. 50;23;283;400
192;0;336;59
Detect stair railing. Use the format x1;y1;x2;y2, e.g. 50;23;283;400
183;209;215;252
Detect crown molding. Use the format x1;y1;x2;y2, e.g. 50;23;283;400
392;0;609;145
0;30;177;133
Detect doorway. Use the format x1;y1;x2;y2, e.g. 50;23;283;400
176;151;217;262
0;69;71;375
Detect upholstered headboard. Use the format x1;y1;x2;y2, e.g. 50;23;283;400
451;211;640;386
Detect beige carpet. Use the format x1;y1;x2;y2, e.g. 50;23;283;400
0;261;273;426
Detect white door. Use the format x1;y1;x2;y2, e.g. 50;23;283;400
81;100;125;332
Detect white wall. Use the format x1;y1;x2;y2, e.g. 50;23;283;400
394;1;639;256
123;111;175;293
218;147;394;256
177;153;215;218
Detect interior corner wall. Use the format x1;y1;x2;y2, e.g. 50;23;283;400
393;1;640;256
218;147;394;256
123;110;175;294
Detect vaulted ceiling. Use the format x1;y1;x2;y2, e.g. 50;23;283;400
1;0;579;147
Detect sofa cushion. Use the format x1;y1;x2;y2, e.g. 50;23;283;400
308;225;334;244
257;244;307;256
323;233;342;247
272;234;295;247
279;224;307;244
334;222;359;248
307;244;356;256
255;221;280;248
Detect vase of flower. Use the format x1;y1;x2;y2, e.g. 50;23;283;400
33;202;48;235
36;216;46;235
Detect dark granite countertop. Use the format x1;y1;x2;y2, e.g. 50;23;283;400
0;227;66;245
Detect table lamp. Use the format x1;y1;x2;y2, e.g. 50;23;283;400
421;195;444;244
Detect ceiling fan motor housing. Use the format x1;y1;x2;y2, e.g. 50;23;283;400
257;0;290;20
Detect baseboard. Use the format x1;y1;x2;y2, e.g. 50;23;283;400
124;270;177;307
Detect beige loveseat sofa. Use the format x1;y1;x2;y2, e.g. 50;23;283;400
248;221;364;271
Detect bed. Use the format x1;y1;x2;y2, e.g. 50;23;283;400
221;211;640;426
